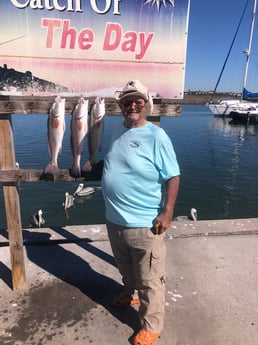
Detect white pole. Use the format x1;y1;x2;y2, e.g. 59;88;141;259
242;0;257;96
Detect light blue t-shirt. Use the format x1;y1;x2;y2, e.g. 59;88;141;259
101;121;180;227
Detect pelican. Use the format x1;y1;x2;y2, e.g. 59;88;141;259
63;192;75;210
173;208;197;222
73;183;95;197
73;183;84;196
30;209;45;227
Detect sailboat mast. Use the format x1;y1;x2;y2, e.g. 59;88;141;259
242;0;257;99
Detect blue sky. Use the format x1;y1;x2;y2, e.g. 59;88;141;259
184;0;258;92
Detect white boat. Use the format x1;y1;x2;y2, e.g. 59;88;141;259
207;0;258;122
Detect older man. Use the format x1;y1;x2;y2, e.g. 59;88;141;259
101;80;180;345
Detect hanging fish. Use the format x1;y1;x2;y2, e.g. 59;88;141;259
44;96;66;174
70;97;89;177
82;97;105;172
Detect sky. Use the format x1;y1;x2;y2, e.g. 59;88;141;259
184;0;258;93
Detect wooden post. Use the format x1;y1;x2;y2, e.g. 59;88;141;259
0;114;26;290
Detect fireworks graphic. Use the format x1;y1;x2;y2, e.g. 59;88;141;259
144;0;175;11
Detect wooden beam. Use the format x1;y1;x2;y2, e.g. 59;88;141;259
0;96;181;116
0;114;26;290
0;169;102;183
0;165;103;183
0;169;103;182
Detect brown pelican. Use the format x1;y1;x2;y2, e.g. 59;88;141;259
30;209;45;227
63;192;75;210
173;208;197;221
73;183;95;197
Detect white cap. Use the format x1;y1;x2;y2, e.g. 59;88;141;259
115;80;149;102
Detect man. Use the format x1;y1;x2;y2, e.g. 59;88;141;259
101;80;180;345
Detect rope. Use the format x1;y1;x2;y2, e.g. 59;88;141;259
209;0;250;102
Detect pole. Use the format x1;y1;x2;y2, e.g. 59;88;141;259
0;114;26;290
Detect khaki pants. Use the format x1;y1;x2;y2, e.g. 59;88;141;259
106;221;166;334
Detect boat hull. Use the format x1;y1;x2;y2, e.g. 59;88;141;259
207;100;258;122
230;111;258;123
207;101;240;116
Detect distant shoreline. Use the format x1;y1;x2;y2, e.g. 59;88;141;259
177;92;241;105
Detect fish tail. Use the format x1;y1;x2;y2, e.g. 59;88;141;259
71;163;81;178
44;161;59;175
82;160;92;172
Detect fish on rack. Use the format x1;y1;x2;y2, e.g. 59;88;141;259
82;97;105;172
63;192;75;210
73;183;95;197
70;97;89;177
44;96;66;175
30;209;45;228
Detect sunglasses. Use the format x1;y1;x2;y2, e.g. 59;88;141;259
121;99;146;109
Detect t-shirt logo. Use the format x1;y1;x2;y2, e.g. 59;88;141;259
130;140;141;148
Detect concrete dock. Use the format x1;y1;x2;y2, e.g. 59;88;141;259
0;218;257;345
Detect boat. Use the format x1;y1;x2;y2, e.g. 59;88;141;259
207;0;258;123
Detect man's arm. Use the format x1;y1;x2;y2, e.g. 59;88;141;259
154;175;180;234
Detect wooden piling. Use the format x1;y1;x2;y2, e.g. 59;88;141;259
0;114;26;290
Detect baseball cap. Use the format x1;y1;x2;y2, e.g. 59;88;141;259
115;80;149;102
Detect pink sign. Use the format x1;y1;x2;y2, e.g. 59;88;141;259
0;0;190;98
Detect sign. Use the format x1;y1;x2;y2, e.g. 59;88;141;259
0;0;190;98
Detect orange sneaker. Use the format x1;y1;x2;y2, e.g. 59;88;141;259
112;293;140;307
133;329;159;345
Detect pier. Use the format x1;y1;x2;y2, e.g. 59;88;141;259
0;218;257;344
1;97;257;344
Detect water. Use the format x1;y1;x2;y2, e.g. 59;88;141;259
1;105;258;228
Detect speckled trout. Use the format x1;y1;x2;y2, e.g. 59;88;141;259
70;97;89;177
82;97;105;172
44;96;66;174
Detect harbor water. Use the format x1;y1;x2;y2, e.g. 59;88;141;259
0;104;258;228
